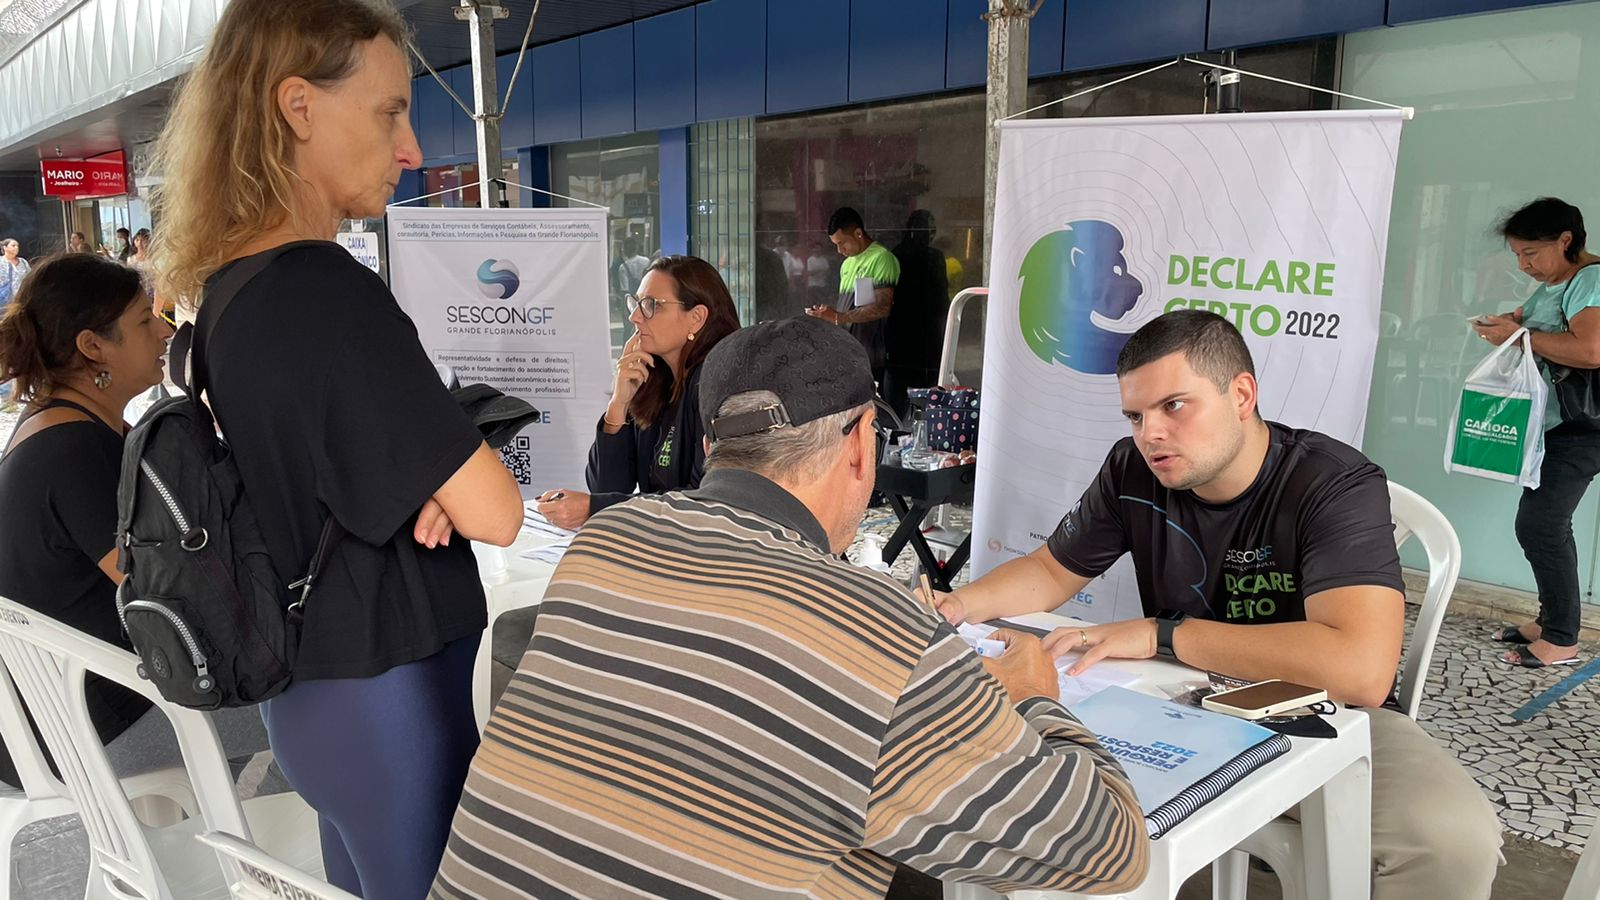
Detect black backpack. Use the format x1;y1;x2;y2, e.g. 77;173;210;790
115;244;342;709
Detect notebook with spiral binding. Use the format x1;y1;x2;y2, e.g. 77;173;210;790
1071;686;1293;839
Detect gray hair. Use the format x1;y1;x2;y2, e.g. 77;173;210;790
705;390;871;482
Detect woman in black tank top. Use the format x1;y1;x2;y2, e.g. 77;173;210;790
0;254;173;784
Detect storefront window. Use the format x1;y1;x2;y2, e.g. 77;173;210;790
690;119;756;324
550;132;662;355
754;96;986;384
1345;4;1600;594
747;40;1334;388
69;195;150;258
421;157;526;209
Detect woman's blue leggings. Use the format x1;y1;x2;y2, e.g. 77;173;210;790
259;635;480;899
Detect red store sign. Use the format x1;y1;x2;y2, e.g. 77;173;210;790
41;156;126;199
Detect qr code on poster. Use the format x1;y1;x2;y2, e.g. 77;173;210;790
500;436;532;485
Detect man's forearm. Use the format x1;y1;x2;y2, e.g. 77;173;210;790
955;550;1085;622
1172;618;1396;707
839;298;891;325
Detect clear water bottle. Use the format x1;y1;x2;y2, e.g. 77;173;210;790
902;418;940;471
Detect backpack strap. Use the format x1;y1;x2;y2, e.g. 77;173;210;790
288;519;347;609
168;240;325;397
168;240;349;604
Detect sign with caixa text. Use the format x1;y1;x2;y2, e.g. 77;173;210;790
386;206;612;499
40;158;126;199
336;232;382;275
973;109;1406;624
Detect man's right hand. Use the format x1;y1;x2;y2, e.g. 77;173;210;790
914;586;968;625
981;629;1060;703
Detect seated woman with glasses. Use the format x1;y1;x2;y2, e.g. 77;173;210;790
536;255;741;530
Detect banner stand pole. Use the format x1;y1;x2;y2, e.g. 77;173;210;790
998;57;1415;125
387;179;609;212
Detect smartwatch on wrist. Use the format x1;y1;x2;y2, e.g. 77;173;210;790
1155;612;1189;658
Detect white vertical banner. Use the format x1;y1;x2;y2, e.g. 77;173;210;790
387;206;611;499
973;110;1405;623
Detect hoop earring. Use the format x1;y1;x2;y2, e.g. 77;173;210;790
94;370;112;390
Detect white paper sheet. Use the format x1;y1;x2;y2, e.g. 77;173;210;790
853;276;876;308
519;539;572;565
518;502;578;565
956;622;1141;707
522;503;578;540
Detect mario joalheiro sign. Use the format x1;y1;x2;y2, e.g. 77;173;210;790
974;109;1407;623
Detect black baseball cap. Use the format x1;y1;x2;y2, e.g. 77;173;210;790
700;316;877;440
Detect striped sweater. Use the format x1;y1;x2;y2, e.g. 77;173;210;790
432;469;1148;899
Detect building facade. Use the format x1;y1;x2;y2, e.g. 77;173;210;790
0;0;1595;596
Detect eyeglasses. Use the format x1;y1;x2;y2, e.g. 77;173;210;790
625;293;687;319
842;410;870;435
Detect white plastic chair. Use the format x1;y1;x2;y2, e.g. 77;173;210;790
1212;481;1461;900
471;537;555;733
0;662;199;881
1564;827;1600;900
199;832;357;900
0;598;321;899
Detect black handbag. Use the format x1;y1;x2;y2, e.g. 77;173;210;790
1542;262;1600;423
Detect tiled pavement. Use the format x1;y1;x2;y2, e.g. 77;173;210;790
1411;612;1599;853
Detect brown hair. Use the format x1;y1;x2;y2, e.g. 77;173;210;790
1116;310;1261;419
630;256;742;428
149;0;407;307
0;254;143;400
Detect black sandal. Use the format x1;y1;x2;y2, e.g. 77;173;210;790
1502;649;1581;669
1491;625;1534;645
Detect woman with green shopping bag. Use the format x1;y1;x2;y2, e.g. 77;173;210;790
1474;197;1600;668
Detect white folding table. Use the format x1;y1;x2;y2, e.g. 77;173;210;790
469;526;559;732
946;611;1373;900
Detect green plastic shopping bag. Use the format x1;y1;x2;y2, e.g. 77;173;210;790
1444;327;1547;489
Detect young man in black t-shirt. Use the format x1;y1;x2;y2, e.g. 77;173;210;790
937;311;1501;900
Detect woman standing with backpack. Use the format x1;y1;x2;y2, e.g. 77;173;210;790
149;1;522;896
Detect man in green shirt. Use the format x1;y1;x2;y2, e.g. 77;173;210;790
807;207;899;383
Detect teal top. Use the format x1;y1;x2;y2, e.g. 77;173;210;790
1521;264;1600;429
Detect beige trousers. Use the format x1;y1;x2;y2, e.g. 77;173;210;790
1365;707;1504;900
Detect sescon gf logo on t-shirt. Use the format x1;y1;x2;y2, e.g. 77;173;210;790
1221;544;1297;622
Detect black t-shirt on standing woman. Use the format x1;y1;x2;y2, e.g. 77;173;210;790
205;242;488;681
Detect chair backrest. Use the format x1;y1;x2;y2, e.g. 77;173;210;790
0;646;70;802
0;598;252;900
1388;482;1462;719
199;832;359;900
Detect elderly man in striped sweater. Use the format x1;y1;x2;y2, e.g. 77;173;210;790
432;316;1149;900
